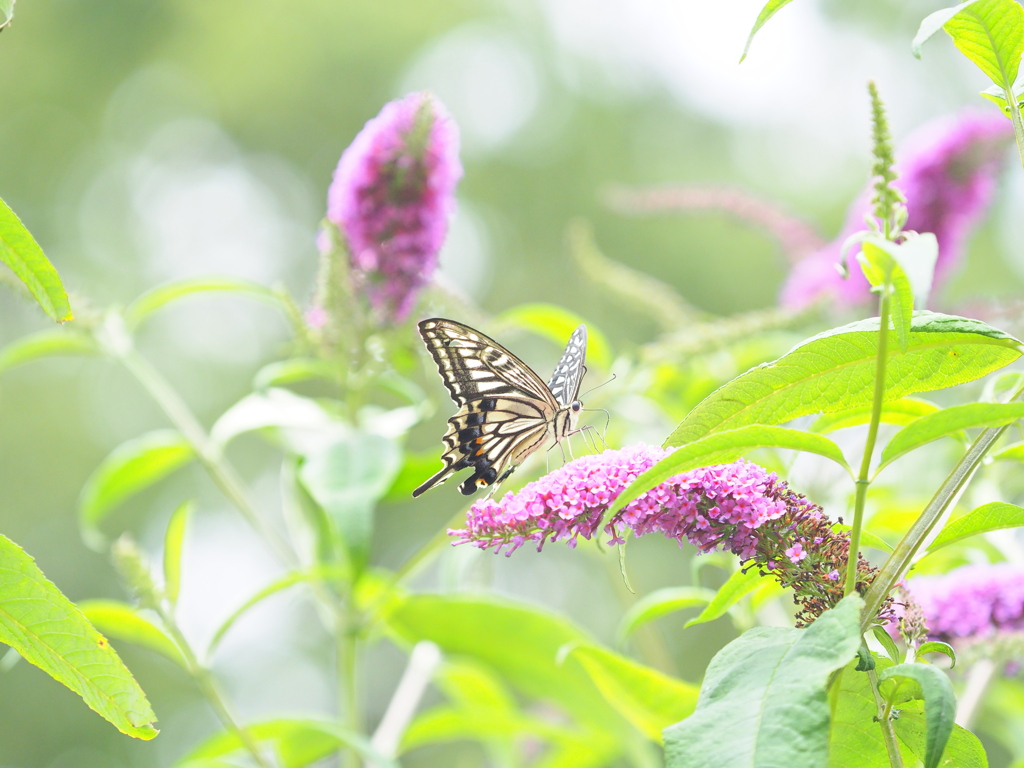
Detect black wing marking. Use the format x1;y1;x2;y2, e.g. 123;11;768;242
547;325;588;408
412;396;551;497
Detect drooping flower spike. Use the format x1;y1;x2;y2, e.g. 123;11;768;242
450;444;889;626
782;111;1012;308
325;91;462;323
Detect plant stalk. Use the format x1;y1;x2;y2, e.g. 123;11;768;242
340;613;362;768
867;667;905;768
844;290;891;597
861;383;1024;632
162;610;274;768
1003;85;1024;170
113;337;295;567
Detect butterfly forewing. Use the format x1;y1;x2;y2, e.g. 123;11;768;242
414;318;588;497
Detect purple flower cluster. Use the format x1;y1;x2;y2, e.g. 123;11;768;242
903;564;1024;644
782;111;1012;308
326;92;462;322
451;444;888;625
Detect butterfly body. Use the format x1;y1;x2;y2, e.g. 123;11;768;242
413;318;588;497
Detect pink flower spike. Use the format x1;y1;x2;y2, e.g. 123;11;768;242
900;564;1024;645
782;111;1012;308
449;444;891;626
327;92;462;323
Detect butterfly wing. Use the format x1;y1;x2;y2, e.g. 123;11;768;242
414;318;559;497
547;325;588;408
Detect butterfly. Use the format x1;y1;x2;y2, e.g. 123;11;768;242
413;318;588;497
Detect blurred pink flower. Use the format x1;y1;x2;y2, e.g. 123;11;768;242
326;92;462;322
903;564;1024;644
450;444;888;626
782;112;1012;308
305;305;328;330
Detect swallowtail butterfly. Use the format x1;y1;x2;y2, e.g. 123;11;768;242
413;318;588;497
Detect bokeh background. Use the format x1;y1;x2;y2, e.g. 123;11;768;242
1;1;1023;766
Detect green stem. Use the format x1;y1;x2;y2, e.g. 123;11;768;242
868;667;905;768
161;609;273;768
340;610;362;768
1003;85;1024;170
107;323;295;567
861;383;1024;632
844;290;891;597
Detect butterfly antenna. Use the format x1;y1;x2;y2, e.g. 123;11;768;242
580;373;617;399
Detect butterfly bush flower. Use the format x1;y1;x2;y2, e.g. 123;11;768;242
326;92;462;322
782;111;1012;308
450;444;889;626
899;565;1024;650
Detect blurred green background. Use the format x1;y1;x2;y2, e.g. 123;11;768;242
1;1;1023;766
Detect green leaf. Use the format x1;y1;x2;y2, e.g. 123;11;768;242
993;441;1024;462
913;1;981;57
252;358;337;391
78;599;186;669
606;425;850;519
685;568;766;629
857;240;915;353
383;451;447;502
871;624;903;664
740;0;796;62
878;663;956;768
298;433;400;577
123;276;282;330
0;197;72;322
980;83;1024;114
79;430;194;549
0;330;99;373
928;501;1024;552
0;534;158;738
385;594;632;735
893;707;987;768
404;708;612;768
810;398;940;433
207;566;344;656
917;641;957;667
667;313;1022;447
181;718;397;768
943;0;1024;91
403;706;560;750
210;388;340;456
663;595;862;768
493;303;613;370
163;501;192;607
835;525;894;553
829;658;984;767
0;0;15;30
564;643;698;742
879;403;1024;472
616;586;716;644
403;660;612;762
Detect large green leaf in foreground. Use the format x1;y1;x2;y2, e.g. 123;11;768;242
0;534;157;738
668;313;1021;446
663;596;862;768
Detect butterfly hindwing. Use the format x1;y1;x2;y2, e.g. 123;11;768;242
547;325;588;407
413;318;588;497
